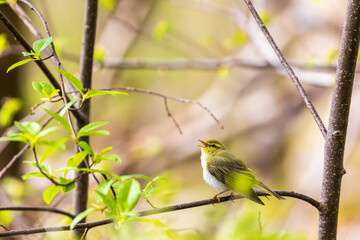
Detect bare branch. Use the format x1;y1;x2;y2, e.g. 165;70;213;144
0;206;75;219
243;0;327;138
102;87;224;130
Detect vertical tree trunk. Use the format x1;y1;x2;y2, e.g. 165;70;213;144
318;1;360;239
72;0;98;238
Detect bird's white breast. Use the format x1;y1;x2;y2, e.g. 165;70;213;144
201;150;228;191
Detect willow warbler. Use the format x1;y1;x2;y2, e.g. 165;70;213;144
198;139;284;205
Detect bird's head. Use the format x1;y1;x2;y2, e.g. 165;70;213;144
198;139;227;156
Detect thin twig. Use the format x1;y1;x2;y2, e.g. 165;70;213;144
164;98;183;134
0;144;29;179
0;190;319;237
243;0;327;138
102;87;224;130
0;206;75;219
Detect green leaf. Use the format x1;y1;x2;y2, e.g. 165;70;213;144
36;139;66;149
102;154;121;163
40;137;69;163
78;141;94;155
84;90;128;99
95;179;115;203
43;108;72;133
78;121;108;133
60;177;76;193
23;160;49;173
116;179;140;212
77;121;109;138
53;167;109;176
14;121;41;135
7;58;35;73
54;67;84;92
32;81;60;99
143;176;168;197
70;208;96;230
22;51;36;57
43;184;62;204
59;98;81;117
33;37;52;54
22;172;46;180
95;190;117;216
77;130;109;138
66;151;88;167
37;126;58;138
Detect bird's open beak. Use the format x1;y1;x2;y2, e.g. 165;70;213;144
197;140;207;148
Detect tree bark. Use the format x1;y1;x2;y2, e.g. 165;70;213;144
318;1;360;239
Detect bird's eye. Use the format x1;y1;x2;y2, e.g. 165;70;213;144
211;144;219;148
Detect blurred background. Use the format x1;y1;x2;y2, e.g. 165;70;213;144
0;0;359;239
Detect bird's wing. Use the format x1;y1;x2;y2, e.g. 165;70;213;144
207;151;264;205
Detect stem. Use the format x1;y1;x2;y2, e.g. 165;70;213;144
72;0;98;237
318;1;360;239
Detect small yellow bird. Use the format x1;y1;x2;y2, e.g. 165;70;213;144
198;139;285;205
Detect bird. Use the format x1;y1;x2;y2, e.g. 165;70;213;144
198;139;285;205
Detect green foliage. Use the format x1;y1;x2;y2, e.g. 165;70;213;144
43;184;62;204
54;67;84;93
70;208;97;230
32;82;60;101
6;37;52;73
0;33;9;54
77;121;109;138
0;97;22;127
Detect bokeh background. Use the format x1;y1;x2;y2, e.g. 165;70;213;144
1;0;359;239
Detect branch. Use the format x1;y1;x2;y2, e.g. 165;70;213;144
102;87;224;131
243;0;327;138
318;0;360;239
0;206;75;219
0;10;60;90
0;190;319;237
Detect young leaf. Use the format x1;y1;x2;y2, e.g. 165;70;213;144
14;121;41;136
59;98;80;117
53;67;84;93
43;108;72;133
84;90;128;100
70;208;96;230
102;154;121;163
32;81;60;99
6;58;35;73
78;141;94;155
116;179;141;212
43;184;62;205
66;151;88;167
33;37;52;54
95;179;115;203
22;51;36;57
95;190;117;216
37;126;58;138
22;172;46;180
78;121;108;133
60;177;76;193
40;137;69;163
77;130;109;138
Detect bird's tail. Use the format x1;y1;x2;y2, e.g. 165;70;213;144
257;181;285;200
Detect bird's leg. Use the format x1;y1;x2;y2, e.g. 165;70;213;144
212;190;229;203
